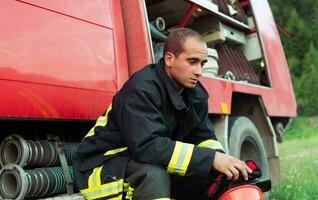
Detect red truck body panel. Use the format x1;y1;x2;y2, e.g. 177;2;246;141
0;0;128;119
0;0;296;120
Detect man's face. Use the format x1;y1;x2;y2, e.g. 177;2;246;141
165;37;208;92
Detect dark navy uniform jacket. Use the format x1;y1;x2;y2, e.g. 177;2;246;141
73;59;224;199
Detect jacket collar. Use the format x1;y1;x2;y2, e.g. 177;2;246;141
155;59;209;110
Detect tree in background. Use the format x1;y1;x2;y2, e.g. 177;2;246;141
312;6;318;48
269;0;318;116
297;43;318;115
284;9;310;64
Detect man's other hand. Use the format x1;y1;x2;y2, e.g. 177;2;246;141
212;152;253;181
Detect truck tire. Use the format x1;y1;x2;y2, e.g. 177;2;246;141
228;116;269;176
228;116;270;199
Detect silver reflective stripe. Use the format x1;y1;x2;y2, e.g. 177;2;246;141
174;144;192;173
88;166;103;189
81;179;124;200
91;172;97;187
167;142;194;176
84;184;119;197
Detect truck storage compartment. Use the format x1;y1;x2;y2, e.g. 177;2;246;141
201;21;246;45
144;0;269;86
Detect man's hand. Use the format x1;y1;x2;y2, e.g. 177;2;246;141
212;152;253;181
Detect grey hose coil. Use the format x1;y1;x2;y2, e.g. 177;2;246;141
151;17;166;31
0;164;74;200
149;23;167;42
0;135;79;167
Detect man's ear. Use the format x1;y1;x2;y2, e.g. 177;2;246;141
164;51;175;68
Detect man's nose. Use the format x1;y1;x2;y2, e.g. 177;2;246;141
194;65;202;77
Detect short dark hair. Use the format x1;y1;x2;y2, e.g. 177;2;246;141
164;28;204;57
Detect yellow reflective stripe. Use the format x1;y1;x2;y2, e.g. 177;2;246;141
123;182;133;199
88;165;103;188
80;179;123;200
104;147;128;156
85;127;95;138
88;167;97;188
198;139;224;151
167;141;194;176
95;166;103;186
125;186;134;199
84;104;112;138
95;116;107;127
123;182;130;192
168;142;182;173
96;104;112;127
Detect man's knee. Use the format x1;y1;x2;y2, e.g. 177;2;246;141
127;161;170;185
142;164;170;184
126;161;171;199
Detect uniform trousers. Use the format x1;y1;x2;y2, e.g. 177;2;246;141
125;159;212;200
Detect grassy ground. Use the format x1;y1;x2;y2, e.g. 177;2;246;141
283;116;318;140
271;117;318;200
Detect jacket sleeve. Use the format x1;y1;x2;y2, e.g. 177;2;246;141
118;81;215;177
184;101;225;153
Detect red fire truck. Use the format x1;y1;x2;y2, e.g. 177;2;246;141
0;0;296;199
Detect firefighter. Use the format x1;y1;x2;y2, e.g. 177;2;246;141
73;28;252;200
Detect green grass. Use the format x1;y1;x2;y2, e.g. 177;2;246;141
283;116;318;140
271;116;318;200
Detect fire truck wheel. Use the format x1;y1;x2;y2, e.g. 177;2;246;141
228;116;270;199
